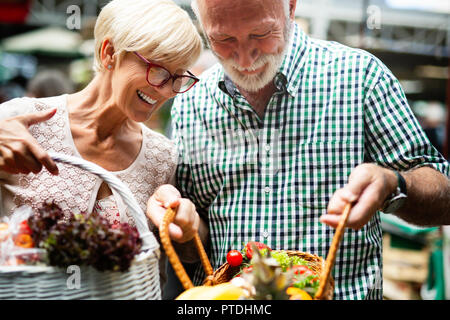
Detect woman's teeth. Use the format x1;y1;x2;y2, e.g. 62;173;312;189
137;90;157;105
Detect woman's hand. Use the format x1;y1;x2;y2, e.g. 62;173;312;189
0;108;59;175
146;184;200;243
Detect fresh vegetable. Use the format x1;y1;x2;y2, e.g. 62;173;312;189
271;251;307;272
292;268;320;297
290;265;314;276
176;283;244;300
229;242;320;298
28;201;142;272
18;220;32;235
244;241;271;260
14;234;34;248
242;266;253;273
12;219;35;248
286;287;313;300
226;250;243;267
28;201;63;245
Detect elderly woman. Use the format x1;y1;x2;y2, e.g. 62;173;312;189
0;0;205;291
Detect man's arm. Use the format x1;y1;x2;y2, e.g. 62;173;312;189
322;56;450;230
321;163;450;229
399;166;450;225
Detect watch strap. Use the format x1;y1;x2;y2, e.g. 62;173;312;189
381;170;407;213
396;171;407;196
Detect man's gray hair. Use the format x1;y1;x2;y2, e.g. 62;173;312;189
191;0;291;30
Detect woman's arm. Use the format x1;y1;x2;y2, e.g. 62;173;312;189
0;108;59;175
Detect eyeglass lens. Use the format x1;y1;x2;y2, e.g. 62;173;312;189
147;66;195;93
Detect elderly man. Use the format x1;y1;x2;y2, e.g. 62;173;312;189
150;0;449;299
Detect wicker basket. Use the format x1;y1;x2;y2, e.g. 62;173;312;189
0;152;161;300
159;203;353;300
203;250;334;300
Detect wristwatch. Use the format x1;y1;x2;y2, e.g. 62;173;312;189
381;171;407;213
380;171;408;213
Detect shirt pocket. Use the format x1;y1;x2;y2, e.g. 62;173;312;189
293;140;361;209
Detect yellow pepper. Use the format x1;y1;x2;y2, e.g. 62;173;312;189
176;283;244;300
286;287;313;300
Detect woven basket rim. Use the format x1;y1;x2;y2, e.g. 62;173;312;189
0;249;156;274
0;265;58;273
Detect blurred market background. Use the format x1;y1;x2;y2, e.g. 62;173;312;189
0;0;449;300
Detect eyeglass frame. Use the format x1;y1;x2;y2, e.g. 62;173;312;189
133;52;199;93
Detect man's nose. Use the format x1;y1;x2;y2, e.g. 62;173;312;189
234;41;259;69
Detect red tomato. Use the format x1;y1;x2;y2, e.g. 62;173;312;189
18;220;32;235
291;265;314;276
242;266;253;273
226;250;243;267
245;241;271;260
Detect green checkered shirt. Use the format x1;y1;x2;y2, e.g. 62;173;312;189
170;22;449;299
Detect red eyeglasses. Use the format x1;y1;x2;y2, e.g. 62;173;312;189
134;52;199;93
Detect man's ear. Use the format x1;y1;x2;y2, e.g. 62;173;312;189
289;0;297;20
100;39;115;69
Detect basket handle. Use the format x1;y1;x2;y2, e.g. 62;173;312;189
159;207;213;290
315;202;352;300
49;152;159;252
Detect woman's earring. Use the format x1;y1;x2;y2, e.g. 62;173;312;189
107;65;112;70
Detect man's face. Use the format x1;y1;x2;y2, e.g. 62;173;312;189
198;0;293;92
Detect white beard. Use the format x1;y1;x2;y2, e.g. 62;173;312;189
219;51;286;92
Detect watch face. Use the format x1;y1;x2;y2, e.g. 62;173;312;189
382;194;407;213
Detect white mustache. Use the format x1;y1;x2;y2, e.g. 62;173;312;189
228;55;273;72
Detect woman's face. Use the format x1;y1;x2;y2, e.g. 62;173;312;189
109;51;182;122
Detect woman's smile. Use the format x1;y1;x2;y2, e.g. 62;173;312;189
137;89;158;107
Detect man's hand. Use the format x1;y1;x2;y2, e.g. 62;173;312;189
0;109;59;175
320;163;397;229
146;184;200;243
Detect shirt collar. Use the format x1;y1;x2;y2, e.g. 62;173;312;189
279;22;310;97
218;74;238;98
217;22;310;98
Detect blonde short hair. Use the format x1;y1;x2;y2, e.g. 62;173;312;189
93;0;203;73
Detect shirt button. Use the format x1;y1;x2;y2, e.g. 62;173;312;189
264;144;271;152
263;230;269;238
264;186;271;194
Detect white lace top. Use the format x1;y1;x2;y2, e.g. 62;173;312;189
0;95;178;228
